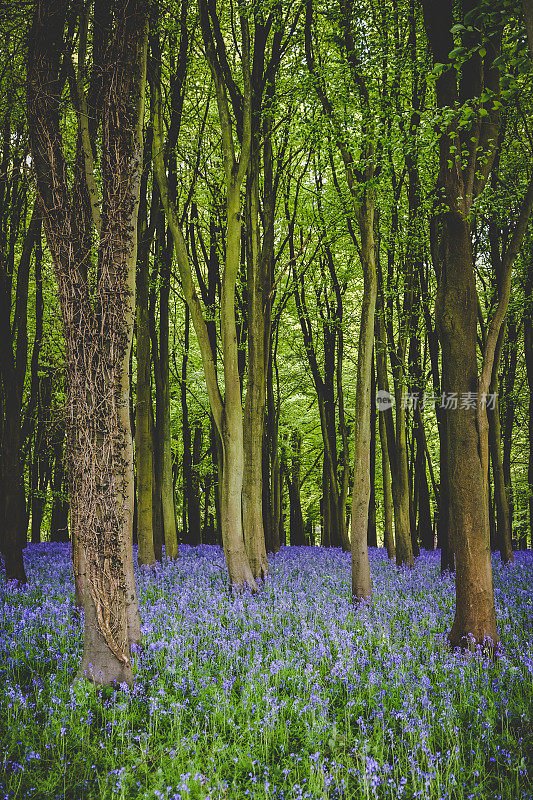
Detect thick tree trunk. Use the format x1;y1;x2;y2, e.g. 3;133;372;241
438;213;498;649
28;0;148;683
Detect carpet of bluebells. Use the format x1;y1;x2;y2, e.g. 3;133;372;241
1;544;532;800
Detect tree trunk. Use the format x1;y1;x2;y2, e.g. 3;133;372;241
289;429;306;546
243;164;268;580
501;315;518;538
367;355;377;547
378;402;395;559
188;423;202;545
350;192;376;601
438;214;499;648
414;408;433;549
135;208;155;567
50;415;69;543
488;333;513;563
525;243;533;548
28;0;148;683
151;406;163;561
158;220;179;559
1;414;27;581
181;303;192;544
0;204;41;581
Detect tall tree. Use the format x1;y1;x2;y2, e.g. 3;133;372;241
28;0;148;683
152;0;257;589
305;0;377;600
422;0;533;647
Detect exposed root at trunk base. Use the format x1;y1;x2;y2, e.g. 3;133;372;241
229;577;259;595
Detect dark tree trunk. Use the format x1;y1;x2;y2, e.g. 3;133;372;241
181;303;192;544
367;355;377;547
30;373;53;544
525;243;533;548
411;401;433;550
188;423;202;545
50;415;69;543
289;429;305;546
501;315;518;539
151;406;163;561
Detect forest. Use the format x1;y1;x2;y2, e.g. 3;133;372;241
1;0;533;798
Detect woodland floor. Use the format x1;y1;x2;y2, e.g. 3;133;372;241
0;543;532;800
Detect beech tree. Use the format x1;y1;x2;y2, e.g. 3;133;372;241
27;0;149;683
422;0;533;648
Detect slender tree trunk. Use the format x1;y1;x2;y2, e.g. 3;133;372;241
289;429;306;546
136;211;155;566
350;193;376;600
488;328;513;563
414;408;433;549
188;423;202;545
0;205;41;581
525;242;533;547
151;406;163;561
181;303;192;544
379;403;395;559
501;316;518;537
50;415;69;543
367;356;377;547
1;414;27;580
158;224;179;558
243;163;268;580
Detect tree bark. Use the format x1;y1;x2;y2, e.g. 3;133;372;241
50;414;69;542
135;194;155;567
525;240;533;547
28;0;148;683
289;429;306;546
367;355;377;547
243;159;268;579
378;399;395;559
350;191;376;600
188;423;202;546
153;0;257;589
